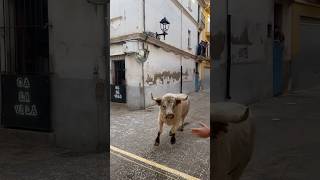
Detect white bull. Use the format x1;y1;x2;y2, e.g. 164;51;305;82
151;93;190;146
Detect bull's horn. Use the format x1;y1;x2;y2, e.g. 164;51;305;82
151;93;158;100
178;95;188;101
183;95;188;100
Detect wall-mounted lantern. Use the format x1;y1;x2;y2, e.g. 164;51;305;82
156;17;170;40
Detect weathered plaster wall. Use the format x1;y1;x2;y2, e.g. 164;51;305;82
144;45;195;107
48;0;107;152
125;55;144;110
211;0;274;104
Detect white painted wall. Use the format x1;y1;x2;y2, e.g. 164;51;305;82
180;0;199;20
110;0;143;38
181;14;199;53
145;0;182;49
145;0;199;52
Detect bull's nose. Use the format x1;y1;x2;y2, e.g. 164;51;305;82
166;114;174;119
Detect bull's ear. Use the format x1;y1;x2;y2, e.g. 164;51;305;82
151;93;162;105
155;99;162;106
176;99;181;104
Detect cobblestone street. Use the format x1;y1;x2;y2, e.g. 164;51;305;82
110;90;210;180
242;86;320;180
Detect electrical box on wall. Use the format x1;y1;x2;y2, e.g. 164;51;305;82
123;41;139;54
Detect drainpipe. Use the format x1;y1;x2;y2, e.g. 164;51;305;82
142;0;146;109
143;0;146;32
225;0;231;99
180;7;183;93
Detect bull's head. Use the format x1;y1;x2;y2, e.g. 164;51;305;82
151;93;188;119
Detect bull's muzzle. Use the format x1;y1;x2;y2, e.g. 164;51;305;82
166;114;175;119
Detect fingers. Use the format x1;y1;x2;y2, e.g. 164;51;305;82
199;122;208;127
191;128;201;135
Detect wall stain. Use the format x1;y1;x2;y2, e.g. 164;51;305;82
146;70;191;86
231;27;252;45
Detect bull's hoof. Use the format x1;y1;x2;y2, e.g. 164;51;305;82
170;136;176;144
155;137;160;146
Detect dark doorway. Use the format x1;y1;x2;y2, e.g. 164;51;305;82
113;60;126;85
273;3;284;96
1;0;51;131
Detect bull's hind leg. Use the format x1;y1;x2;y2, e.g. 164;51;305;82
179;117;185;132
155;121;164;146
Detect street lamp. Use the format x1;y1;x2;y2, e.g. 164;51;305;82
156;17;170;40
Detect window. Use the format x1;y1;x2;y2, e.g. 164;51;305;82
188;30;192;49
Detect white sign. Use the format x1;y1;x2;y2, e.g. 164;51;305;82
14;77;38;117
114;86;122;99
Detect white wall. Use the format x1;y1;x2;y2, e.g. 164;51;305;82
110;0;143;38
181;0;199;20
181;14;199;53
145;0;199;52
145;0;182;49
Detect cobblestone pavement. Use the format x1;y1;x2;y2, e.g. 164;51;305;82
110;90;210;180
0;129;107;180
242;86;320;180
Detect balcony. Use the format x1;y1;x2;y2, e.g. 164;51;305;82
196;42;210;60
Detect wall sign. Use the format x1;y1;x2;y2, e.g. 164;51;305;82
1;75;50;131
111;84;126;103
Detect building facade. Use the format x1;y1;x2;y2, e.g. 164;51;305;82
0;0;108;152
110;0;210;110
276;0;320;93
211;0;320;104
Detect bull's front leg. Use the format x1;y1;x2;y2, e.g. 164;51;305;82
155;120;164;146
170;124;179;144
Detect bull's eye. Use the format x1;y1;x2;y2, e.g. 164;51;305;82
162;105;166;108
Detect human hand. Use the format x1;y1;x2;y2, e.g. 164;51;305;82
191;122;210;138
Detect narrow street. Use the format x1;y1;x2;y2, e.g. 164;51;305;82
242;86;320;180
110;90;210;180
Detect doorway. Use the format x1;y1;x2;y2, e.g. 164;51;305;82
273;3;284;96
1;0;50;131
